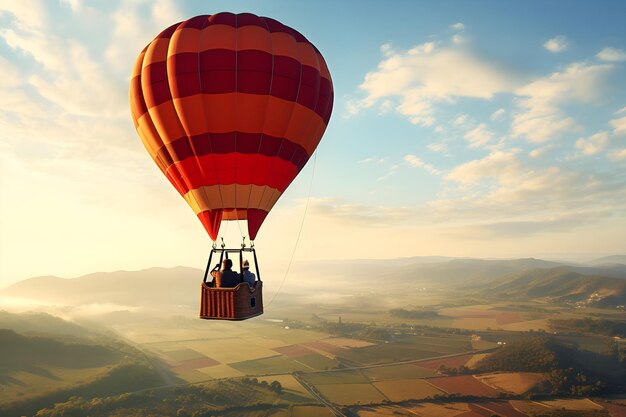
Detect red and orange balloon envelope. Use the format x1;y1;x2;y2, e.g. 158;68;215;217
130;13;333;241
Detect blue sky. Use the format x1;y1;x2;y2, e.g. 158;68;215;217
1;1;625;285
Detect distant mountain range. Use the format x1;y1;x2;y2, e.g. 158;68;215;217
479;267;626;307
2;256;625;310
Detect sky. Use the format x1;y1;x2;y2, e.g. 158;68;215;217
1;0;625;286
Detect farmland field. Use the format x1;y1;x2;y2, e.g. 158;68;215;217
290;405;335;417
229;355;312;374
406;402;473;417
315;383;388;405
540;398;605;411
476;401;528;417
465;353;489;368
258;374;313;398
427;375;500;397
196;364;244;379
301;370;369;385
476;372;545;394
372;378;444;402
362;364;435;381
416;354;474;370
324;337;374;348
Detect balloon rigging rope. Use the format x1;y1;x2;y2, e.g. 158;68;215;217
266;151;317;308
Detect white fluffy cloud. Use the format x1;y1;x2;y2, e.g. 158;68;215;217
0;0;185;161
490;108;506;121
597;47;626;62
427;142;448;153
307;198;414;226
543;35;569;53
576;132;610;155
529;145;554;159
611;116;626;136
608;149;626;161
403;154;440;175
435;149;626;231
464;123;495;148
512;62;613;142
446;151;521;184
348;41;518;126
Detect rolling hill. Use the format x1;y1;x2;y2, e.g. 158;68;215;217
483;267;626;307
2;257;625;312
0;266;201;307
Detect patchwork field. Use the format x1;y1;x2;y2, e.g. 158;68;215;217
290;405;335;417
539;398;605;411
353;400;626;417
315;383;388;405
372;378;444;402
465;353;489;369
477;372;545;394
230;355;313;374
302;370;369;385
362;364;435;381
416;354;474;371
427;375;500;397
475;401;528;417
258;374;313;398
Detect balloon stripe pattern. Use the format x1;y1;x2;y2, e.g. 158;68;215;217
130;13;333;241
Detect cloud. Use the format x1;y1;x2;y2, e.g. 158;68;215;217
608;149;626;161
543;35;568;53
490;108;506;121
512;62;613;142
452;34;467;45
529;145;554;159
0;3;50;31
403;154;441;175
446;151;521;184
576;131;609;155
454;215;590;238
597;47;626;62
434;148;626;235
377;164;399;181
359;157;387;164
348;40;519;126
0;0;190;168
453;114;469;126
450;22;465;31
0;56;23;87
105;0;185;75
610;116;626;136
464;123;495;148
427;142;448;153
307;198;414;226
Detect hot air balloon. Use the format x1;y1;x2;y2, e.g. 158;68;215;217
129;12;333;320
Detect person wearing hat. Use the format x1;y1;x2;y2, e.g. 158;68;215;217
242;259;256;286
216;258;240;288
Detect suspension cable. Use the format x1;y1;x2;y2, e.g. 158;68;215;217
266;152;317;308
